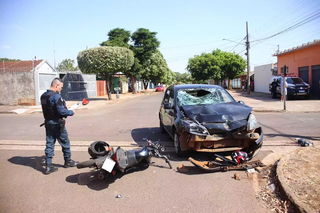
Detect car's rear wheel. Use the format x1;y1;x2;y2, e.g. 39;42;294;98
173;132;185;157
160;119;166;133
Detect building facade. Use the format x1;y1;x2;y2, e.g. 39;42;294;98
275;40;320;97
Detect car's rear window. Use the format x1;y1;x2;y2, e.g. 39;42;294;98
177;88;234;106
157;85;163;87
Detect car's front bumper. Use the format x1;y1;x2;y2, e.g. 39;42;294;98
287;88;310;96
178;127;263;155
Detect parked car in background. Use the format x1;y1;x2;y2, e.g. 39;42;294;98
159;84;263;157
269;76;310;99
155;85;164;92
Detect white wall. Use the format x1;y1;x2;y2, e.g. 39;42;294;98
35;61;58;105
254;63;274;93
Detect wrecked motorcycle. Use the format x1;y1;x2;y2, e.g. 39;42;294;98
77;139;172;180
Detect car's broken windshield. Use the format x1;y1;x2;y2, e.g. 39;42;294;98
177;88;234;106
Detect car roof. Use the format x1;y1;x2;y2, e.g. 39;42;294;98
171;84;223;92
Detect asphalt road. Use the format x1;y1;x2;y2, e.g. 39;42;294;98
0;92;319;213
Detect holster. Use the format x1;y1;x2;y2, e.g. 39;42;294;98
58;118;66;132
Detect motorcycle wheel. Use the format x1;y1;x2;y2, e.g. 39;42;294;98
97;171;110;180
77;159;96;169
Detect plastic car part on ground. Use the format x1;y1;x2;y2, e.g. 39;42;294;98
296;138;314;147
188;153;266;173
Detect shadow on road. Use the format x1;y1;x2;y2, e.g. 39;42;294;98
260;121;320;142
66;163;149;190
7;156;60;174
131;127;172;146
264;133;320;141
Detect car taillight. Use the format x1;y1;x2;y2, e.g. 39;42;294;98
305;87;308;89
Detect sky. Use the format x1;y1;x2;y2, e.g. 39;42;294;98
1;0;320;73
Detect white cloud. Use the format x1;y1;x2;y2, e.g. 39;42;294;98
2;45;11;49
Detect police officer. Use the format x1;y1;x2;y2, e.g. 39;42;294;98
271;78;278;99
41;78;78;175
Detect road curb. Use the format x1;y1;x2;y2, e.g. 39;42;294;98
0;91;159;115
276;148;314;213
0;111;17;114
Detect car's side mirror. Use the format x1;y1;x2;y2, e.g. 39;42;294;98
164;103;172;109
238;101;245;105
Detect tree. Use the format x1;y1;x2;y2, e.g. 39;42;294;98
0;58;20;62
142;49;169;89
174;72;194;84
160;69;176;86
56;59;78;71
220;51;246;89
128;28;160;93
100;28;131;48
187;52;223;82
187;49;246;89
77;46;134;100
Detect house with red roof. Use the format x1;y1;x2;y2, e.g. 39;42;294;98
0;59;58;105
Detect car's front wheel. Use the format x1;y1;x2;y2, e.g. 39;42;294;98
173;132;185;157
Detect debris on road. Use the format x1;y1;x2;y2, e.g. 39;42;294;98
188;155;265;173
234;173;240;180
115;195;122;198
247;168;255;173
296;138;313;147
177;164;189;173
256;165;293;213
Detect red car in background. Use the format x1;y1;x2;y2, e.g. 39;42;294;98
155;85;164;92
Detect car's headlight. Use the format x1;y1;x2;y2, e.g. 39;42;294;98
247;114;260;131
289;86;295;89
181;119;209;135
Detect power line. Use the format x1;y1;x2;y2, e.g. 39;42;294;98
165;43;238;60
251;11;320;43
252;0;316;36
159;36;243;49
253;5;320;41
229;36;247;51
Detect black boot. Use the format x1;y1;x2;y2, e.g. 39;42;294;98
44;165;58;175
64;160;79;168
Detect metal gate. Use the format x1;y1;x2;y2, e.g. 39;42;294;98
312;65;320;98
36;72;58;105
298;66;309;83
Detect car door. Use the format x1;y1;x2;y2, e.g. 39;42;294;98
161;87;175;137
166;87;176;137
160;88;171;131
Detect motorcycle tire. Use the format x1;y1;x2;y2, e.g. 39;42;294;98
88;141;111;159
77;159;96;169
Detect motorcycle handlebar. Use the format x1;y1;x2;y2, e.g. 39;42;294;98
143;138;172;169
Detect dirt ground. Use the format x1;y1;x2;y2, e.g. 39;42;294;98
255;165;294;213
254;146;320;212
281;146;320;212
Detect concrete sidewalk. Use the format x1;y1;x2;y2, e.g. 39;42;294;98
228;90;320;113
1;89;319;114
0;90;159;114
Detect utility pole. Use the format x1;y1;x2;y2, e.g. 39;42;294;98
246;22;250;94
283;65;287;111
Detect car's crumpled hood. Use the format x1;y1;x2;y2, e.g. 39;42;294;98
180;102;252;133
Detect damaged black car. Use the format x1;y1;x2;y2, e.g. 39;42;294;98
159;84;263;157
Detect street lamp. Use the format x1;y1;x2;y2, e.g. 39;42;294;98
222;39;246;45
